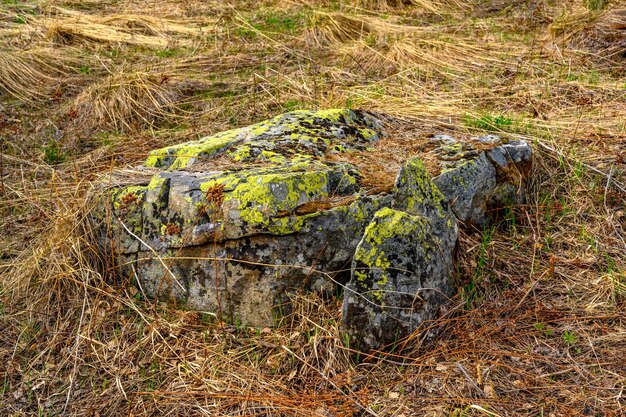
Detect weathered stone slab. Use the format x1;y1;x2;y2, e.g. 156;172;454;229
91;109;533;351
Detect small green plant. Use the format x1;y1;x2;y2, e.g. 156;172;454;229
503;207;517;233
562;330;578;345
460;225;498;309
234;26;257;38
106;48;121;58
475;226;494;278
565;70;600;85
579;224;596;248
586;71;600;85
342;332;350;349
605;253;625;298
155;48;179;58
234;316;247;333
460;281;476;309
42;141;67;165
573;159;585;178
79;65;92;75
535;322;553;336
282;99;303;111
364;33;378;47
199;312;213;325
272;292;286;325
259;12;304;34
236;11;305;38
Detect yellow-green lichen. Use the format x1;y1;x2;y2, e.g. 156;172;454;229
145;130;243;169
230;145;252;161
260;150;287;163
399;158;447;218
109;185;146;236
147;174;166;191
231;169;329;226
193;162;360;235
362;207;426;247
199;174;242;193
355;208;431;302
305;108;349;122
354;270;368;282
440;157;476;176
441;143;464;154
360;128;377;140
144;174;170;211
266;215;307;235
112;185;147;210
250;124;270;136
143;108;379;171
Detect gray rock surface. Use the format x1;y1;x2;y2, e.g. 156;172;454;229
91;109;533;351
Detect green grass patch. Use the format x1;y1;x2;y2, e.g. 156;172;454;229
236;11;307;38
463;113;514;132
155;48;182;58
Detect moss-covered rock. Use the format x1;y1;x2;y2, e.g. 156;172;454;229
431;135;533;226
93;109;388;326
91;109;532;347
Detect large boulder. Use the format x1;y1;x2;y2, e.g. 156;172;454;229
91;109;532;351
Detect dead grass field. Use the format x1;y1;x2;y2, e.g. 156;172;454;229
1;0;625;415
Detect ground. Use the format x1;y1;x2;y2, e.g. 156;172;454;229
1;0;625;416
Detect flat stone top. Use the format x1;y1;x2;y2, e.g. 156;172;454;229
144;109;384;171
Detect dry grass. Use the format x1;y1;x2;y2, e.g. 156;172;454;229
0;48;78;101
566;7;626;64
349;0;466;14
1;0;626;416
44;6;212;47
71;70;183;132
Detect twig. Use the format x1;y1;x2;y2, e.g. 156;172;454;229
116;217;186;292
604;166;613;214
63;280;88;413
456;362;486;397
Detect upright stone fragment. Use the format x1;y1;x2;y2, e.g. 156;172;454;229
432;135;533;227
341;158;458;352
